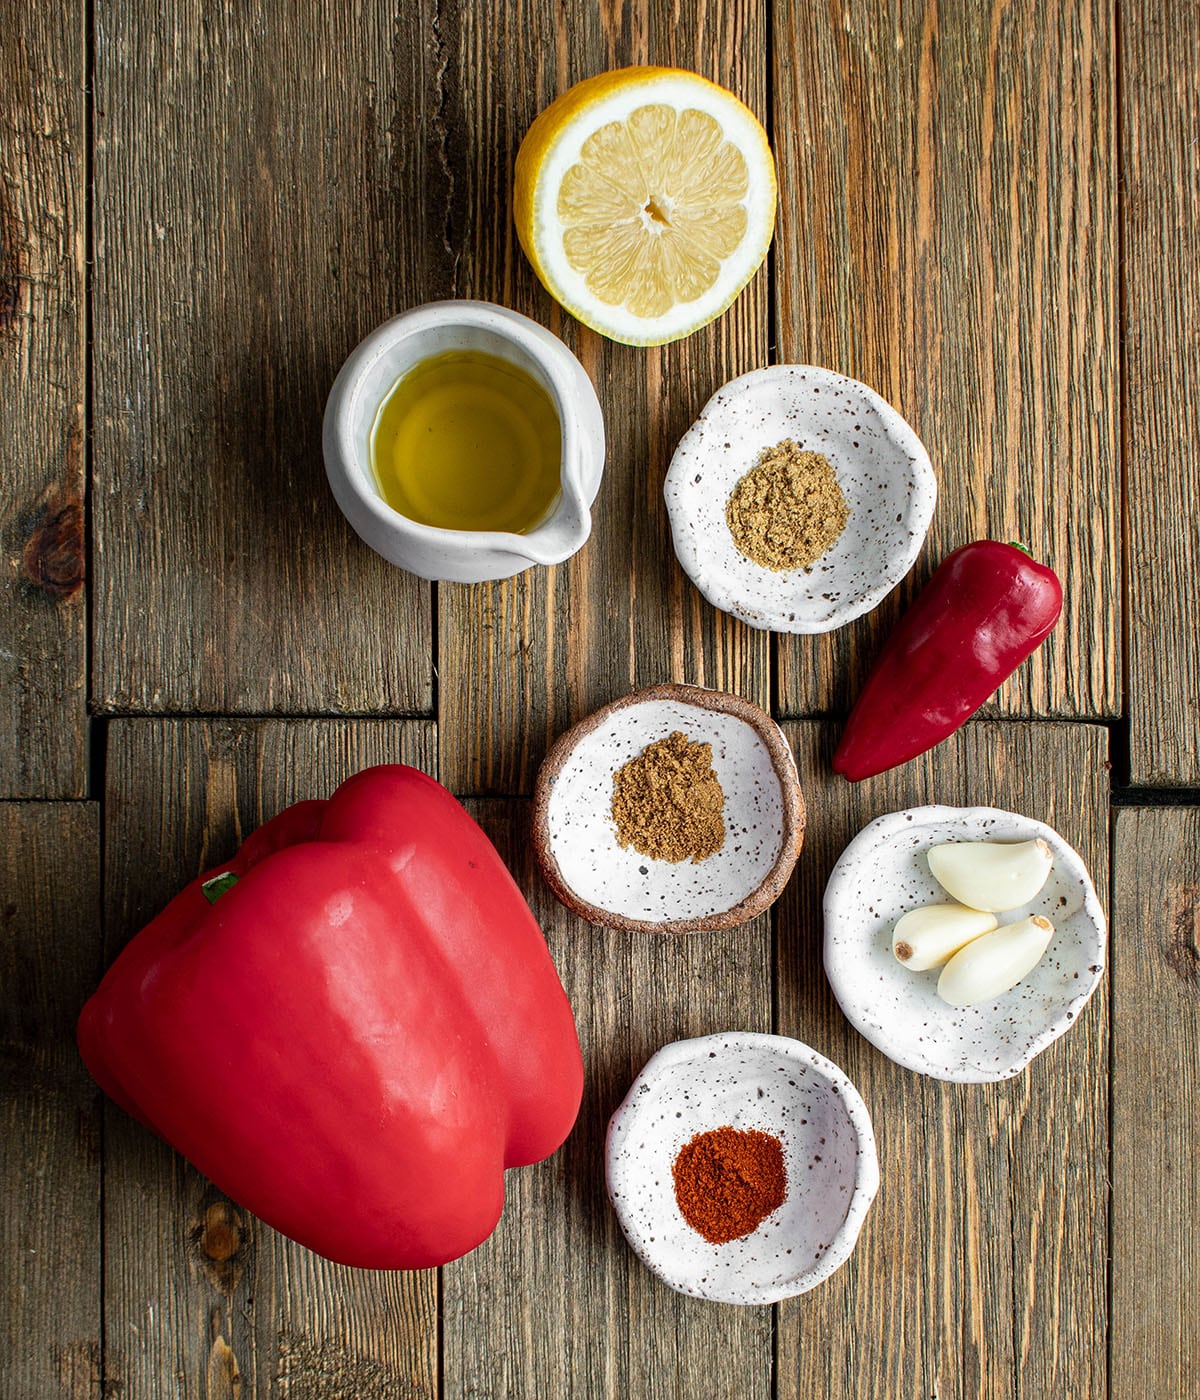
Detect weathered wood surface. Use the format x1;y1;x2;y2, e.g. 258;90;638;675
1122;1;1200;784
776;721;1109;1400
772;0;1117;724
444;800;773;1400
92;3;434;715
102;719;438;1400
0;803;101;1398
436;0;770;796
8;0;1200;1395
0;6;87;796
1111;809;1200;1399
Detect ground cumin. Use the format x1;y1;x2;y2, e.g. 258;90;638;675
610;731;724;864
726;439;850;572
672;1126;788;1244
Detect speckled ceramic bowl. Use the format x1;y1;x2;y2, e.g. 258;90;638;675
606;1032;879;1305
531;684;804;933
823;806;1107;1083
663;365;936;633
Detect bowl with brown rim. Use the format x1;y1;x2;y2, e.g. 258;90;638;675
531;683;805;933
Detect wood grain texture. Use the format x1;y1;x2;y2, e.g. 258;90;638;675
437;1;770;796
102;719;438;1400
772;0;1116;722
0;6;87;796
444;800;772;1400
92;2;436;715
1122;1;1200;783
0;803;101;1397
775;721;1109;1400
1111;809;1200;1399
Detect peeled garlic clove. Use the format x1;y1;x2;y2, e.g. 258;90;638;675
892;904;998;971
927;838;1054;912
936;915;1055;1006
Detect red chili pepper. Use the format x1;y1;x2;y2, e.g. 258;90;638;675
77;765;583;1269
832;541;1063;781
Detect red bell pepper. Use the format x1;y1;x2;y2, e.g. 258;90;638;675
77;764;583;1270
833;541;1063;781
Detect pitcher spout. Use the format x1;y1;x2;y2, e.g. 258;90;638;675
517;483;593;567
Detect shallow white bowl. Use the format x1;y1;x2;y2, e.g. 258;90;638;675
606;1032;879;1305
823;806;1107;1083
663;365;936;633
532;684;804;934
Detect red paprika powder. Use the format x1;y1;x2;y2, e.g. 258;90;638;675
672;1125;787;1244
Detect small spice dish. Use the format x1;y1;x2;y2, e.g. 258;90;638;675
606;1032;879;1305
663;365;937;633
532;684;804;933
823;806;1107;1083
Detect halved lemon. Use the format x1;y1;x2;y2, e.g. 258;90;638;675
514;67;777;347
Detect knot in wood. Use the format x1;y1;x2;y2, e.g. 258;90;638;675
201;1200;243;1261
189;1191;250;1292
23;498;84;598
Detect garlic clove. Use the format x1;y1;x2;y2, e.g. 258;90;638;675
892;904;998;971
936;915;1056;1007
927;838;1054;912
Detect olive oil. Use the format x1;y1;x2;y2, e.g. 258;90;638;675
370;350;562;533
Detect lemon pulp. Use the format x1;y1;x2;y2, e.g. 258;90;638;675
559;105;750;317
370;350;562;533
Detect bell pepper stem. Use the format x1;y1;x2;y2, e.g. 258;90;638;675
201;872;239;904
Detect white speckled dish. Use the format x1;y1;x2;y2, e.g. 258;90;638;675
663;365;937;633
824;806;1107;1083
532;684;805;933
606;1032;879;1305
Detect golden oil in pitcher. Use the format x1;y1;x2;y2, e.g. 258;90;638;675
369;349;562;533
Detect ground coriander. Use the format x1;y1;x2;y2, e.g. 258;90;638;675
610;731;725;864
726;439;850;571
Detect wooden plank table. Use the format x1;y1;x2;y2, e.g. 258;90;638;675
2;1;1197;1396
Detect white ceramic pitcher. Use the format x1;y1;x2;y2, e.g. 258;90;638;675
323;300;605;583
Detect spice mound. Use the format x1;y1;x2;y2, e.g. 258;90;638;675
726;439;849;572
611;732;725;864
672;1126;787;1244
